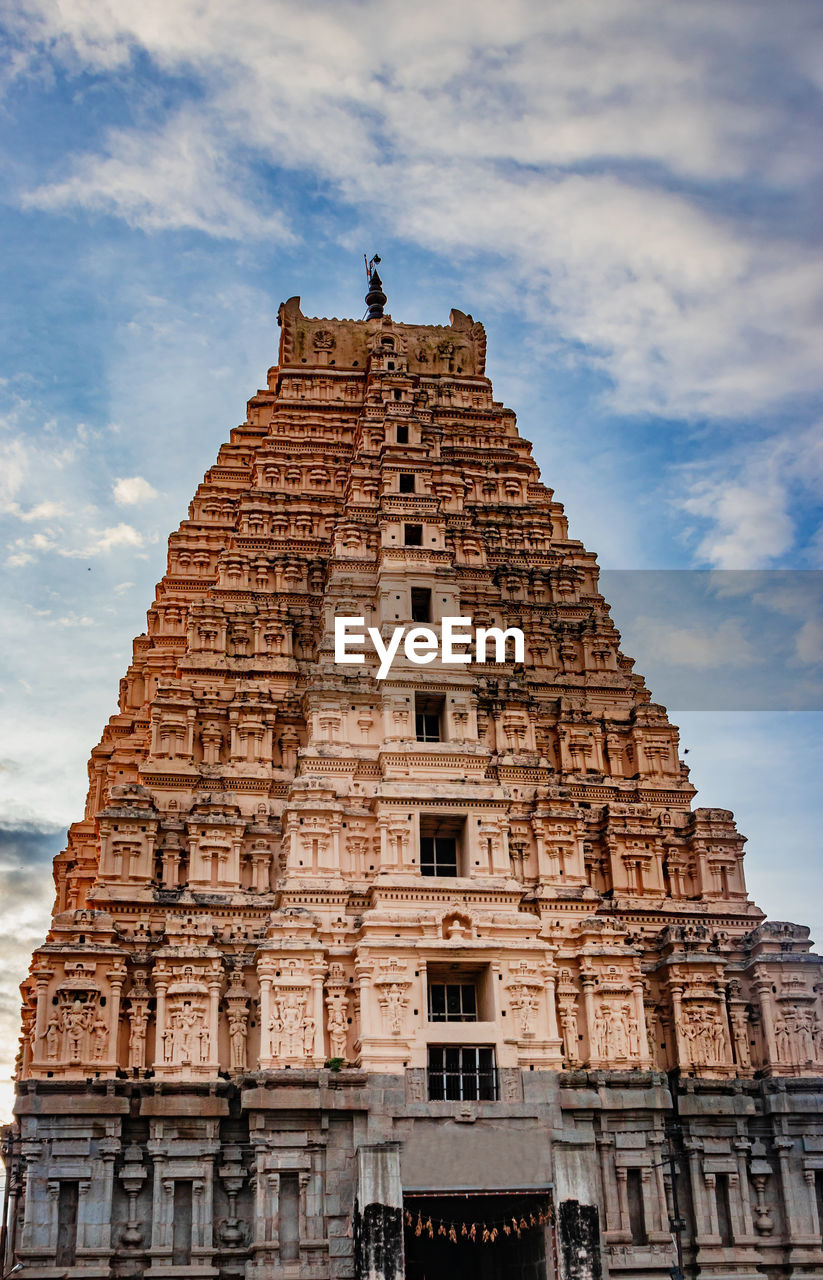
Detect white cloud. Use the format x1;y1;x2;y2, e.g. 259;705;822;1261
57;522;148;557
12;0;823;428
26;111;293;241
96;522;145;551
796;618;823;666
638;615;759;670
680;478;795;569
677;422;823;569
113;475;158;505
18;500;67;521
53;613;94;628
0;437;27;508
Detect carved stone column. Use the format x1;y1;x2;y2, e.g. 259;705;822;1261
258;974;273;1062
153;970;169;1068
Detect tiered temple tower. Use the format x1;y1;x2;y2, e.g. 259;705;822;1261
5;271;823;1280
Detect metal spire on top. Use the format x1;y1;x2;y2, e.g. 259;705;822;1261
364;253;387;319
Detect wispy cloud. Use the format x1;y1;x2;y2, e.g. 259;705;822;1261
11;1;823;430
677;422;823;568
113;475;158;505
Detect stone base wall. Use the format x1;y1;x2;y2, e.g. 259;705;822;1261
4;1071;823;1280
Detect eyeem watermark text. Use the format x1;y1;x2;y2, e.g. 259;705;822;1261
334;616;525;680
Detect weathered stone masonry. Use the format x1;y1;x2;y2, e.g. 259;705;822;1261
5;272;823;1280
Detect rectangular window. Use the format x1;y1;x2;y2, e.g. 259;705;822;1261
56;1181;79;1268
427;1045;497;1101
415;692;443;741
172;1180;193;1266
404;523;423;546
279;1172;300;1263
420;815;463;877
396;424;409;444
411;587;431;623
626;1169;647;1245
428;982;478;1022
399;472;415;493
420;836;457;875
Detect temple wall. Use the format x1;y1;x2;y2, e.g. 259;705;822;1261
6;1072;823;1280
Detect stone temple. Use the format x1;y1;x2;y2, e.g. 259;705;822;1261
5;268;823;1280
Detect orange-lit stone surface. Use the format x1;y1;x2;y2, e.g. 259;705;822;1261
6;285;823;1280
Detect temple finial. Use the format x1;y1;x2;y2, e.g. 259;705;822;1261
364;253;386;319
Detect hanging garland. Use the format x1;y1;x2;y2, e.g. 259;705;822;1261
404;1202;553;1245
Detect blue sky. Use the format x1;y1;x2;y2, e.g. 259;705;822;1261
0;0;822;1118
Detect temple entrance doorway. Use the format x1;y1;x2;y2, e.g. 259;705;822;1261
403;1192;553;1280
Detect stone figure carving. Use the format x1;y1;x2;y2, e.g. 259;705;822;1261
508;983;541;1038
381;983;408;1036
163;1001;208;1065
91;1013;108;1061
774;1003;817;1065
61;999;93;1062
303;1015;316;1056
729;1007;751;1068
128;1007;148;1070
228;1011;248;1072
558;1004;579;1064
592;1000;638;1061
326;996;348;1059
682;1003;725;1066
270;991;311;1059
45;1017;60;1061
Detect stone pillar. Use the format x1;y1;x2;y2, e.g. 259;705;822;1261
154;973;168;1068
631;979;651;1064
615;1166;630;1235
208;973;221;1066
670;984;687;1067
649;1134;669;1235
755;977;779;1067
33;968;53;1060
259;975;273;1062
734;1139;755;1238
596;1134;619;1233
804;1169;819;1235
774;1136;803;1239
704;1173;720;1239
545;969;560;1042
418;960;428;1027
161;847;178;889
107;964;126;1067
581;973;597;1060
354;1143;403;1280
685;1141;708;1243
312;973;325;1061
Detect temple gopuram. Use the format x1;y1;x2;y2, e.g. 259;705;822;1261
5;268;823;1280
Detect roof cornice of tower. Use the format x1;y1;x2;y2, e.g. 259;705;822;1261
276;295;487;376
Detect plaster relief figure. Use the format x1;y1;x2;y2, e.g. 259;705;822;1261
682;1003;725;1066
326;996;348;1059
730;1007;751;1069
45;1018;60;1061
378;983;409;1036
270;991;311;1059
61;999;92;1062
164;1001;208;1065
128;1007;148;1070
91;1013;108;1061
228;1010;248;1072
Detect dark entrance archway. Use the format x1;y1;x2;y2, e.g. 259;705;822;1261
404;1192;552;1280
